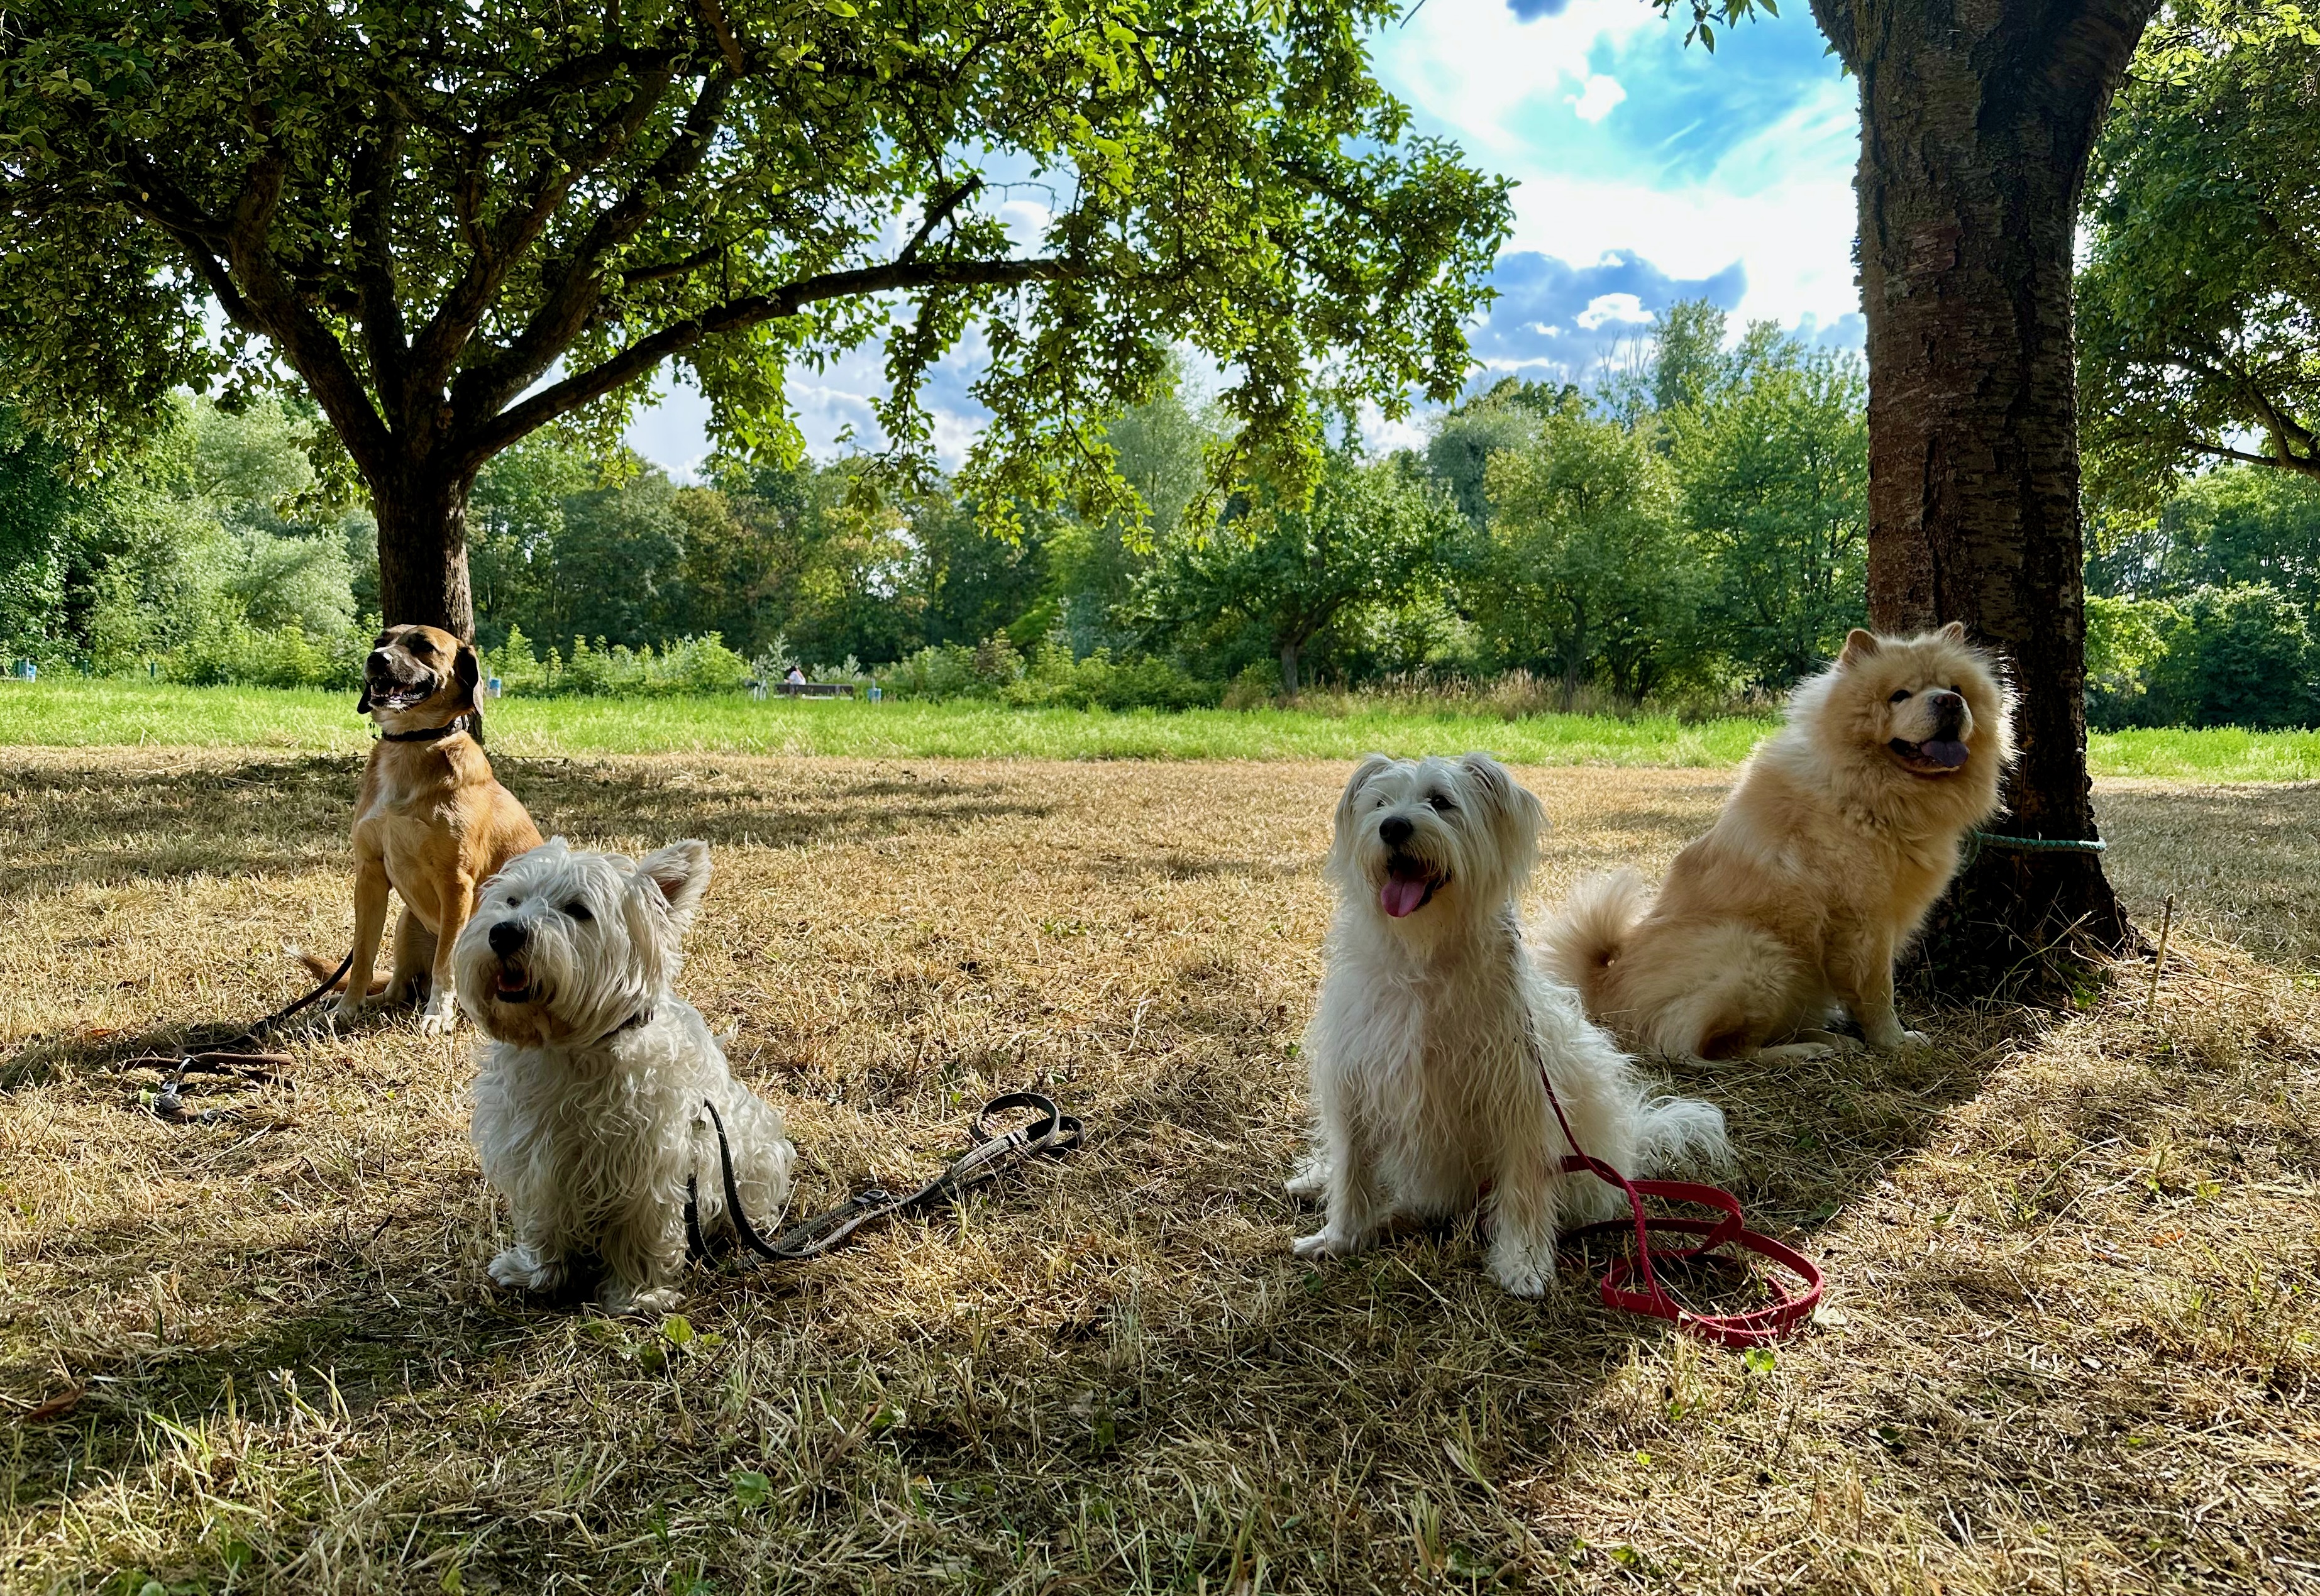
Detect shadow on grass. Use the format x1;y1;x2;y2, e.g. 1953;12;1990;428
1;988;2047;1592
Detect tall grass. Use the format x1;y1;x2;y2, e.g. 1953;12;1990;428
4;677;2318;776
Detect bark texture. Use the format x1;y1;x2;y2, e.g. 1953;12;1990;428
1814;0;2155;982
373;472;480;641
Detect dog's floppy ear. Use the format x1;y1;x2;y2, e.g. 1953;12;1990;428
1334;752;1398;838
635;840;712;930
1459;752;1545;883
1937;620;1967;642
453;640;485;742
1459;751;1545;832
1840;628;1881;666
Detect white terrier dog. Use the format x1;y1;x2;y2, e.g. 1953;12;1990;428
1289;753;1730;1296
455;837;794;1315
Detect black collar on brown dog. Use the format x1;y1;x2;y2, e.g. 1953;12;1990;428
380;713;474;743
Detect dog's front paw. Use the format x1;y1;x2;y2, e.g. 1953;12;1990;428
1488;1240;1557;1299
488;1247;566;1292
1893;1028;1931;1053
602;1282;683;1318
1283;1161;1330;1201
1291;1227;1366;1261
417;993;458;1036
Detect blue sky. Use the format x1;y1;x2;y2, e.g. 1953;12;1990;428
621;0;1863;475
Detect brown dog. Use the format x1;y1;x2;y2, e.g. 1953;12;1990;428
1542;624;2013;1062
326;624;543;1035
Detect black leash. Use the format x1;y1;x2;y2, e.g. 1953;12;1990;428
684;1091;1083;1267
145;948;354;1123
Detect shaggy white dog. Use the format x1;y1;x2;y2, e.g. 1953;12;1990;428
1289;753;1730;1296
455;837;793;1315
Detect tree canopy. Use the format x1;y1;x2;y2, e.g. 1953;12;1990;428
0;0;1511;631
2079;0;2320;509
1139;443;1457;694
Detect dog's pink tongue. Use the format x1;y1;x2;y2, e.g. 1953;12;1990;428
1921;739;1970;768
1381;874;1428;918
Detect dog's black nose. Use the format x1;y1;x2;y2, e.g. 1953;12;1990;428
1379;816;1414;847
1926;690;1965;730
489;921;528;956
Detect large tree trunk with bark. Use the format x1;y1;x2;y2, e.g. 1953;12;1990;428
371;467;480;641
1816;0;2155;988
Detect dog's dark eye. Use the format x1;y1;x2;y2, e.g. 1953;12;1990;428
1427;793;1457;812
505;894;521;906
1889;689;1911;703
564;901;592;922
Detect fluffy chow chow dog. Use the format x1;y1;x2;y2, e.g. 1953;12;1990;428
1288;752;1729;1296
1542;624;2013;1062
456;837;793;1315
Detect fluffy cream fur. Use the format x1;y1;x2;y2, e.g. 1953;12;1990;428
1541;624;2013;1062
455;837;794;1315
1289;752;1729;1296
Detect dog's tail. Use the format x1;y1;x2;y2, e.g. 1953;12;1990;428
1537;868;1649;1012
1631;1089;1732;1175
287;945;387;996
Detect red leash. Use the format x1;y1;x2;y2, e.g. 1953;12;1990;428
1535;1047;1823;1348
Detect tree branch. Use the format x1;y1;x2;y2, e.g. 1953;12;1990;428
457;255;1074;465
449;70;734;421
693;0;751;74
2186;436;2320;479
405;52;688;395
623;246;726;286
899;176;983;264
351;112;414;427
112;147;392;474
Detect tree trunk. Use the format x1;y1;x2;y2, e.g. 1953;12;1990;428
1820;0;2153;988
372;468;480;639
1279;639;1301;696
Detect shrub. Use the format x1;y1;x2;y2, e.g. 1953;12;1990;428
883;642;986;700
2180;583;2314;729
161;617;367;690
2087;584;2315;730
512;633;753;696
2085;594;2187;729
879;636;1218;709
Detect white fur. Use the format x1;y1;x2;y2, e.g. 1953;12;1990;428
1290;754;1730;1297
455;837;794;1315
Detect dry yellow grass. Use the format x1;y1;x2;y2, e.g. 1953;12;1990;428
0;749;2315;1593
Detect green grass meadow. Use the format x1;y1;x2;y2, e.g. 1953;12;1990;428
3;676;2316;776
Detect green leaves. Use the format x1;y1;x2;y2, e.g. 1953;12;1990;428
1137;443;1462;692
2079;0;2320;509
0;0;1511;591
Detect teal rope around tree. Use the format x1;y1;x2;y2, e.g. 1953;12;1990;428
1969;831;2107;854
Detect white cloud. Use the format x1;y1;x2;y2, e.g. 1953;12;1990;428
1574;290;1649;329
1376;0;1861;331
1569;74;1627;123
1383;0;1661;162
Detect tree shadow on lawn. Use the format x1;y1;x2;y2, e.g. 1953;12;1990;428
3;994;2038;1591
0;754;1056;900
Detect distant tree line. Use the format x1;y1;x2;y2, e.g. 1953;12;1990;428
0;307;1873;708
6;292;2319;726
